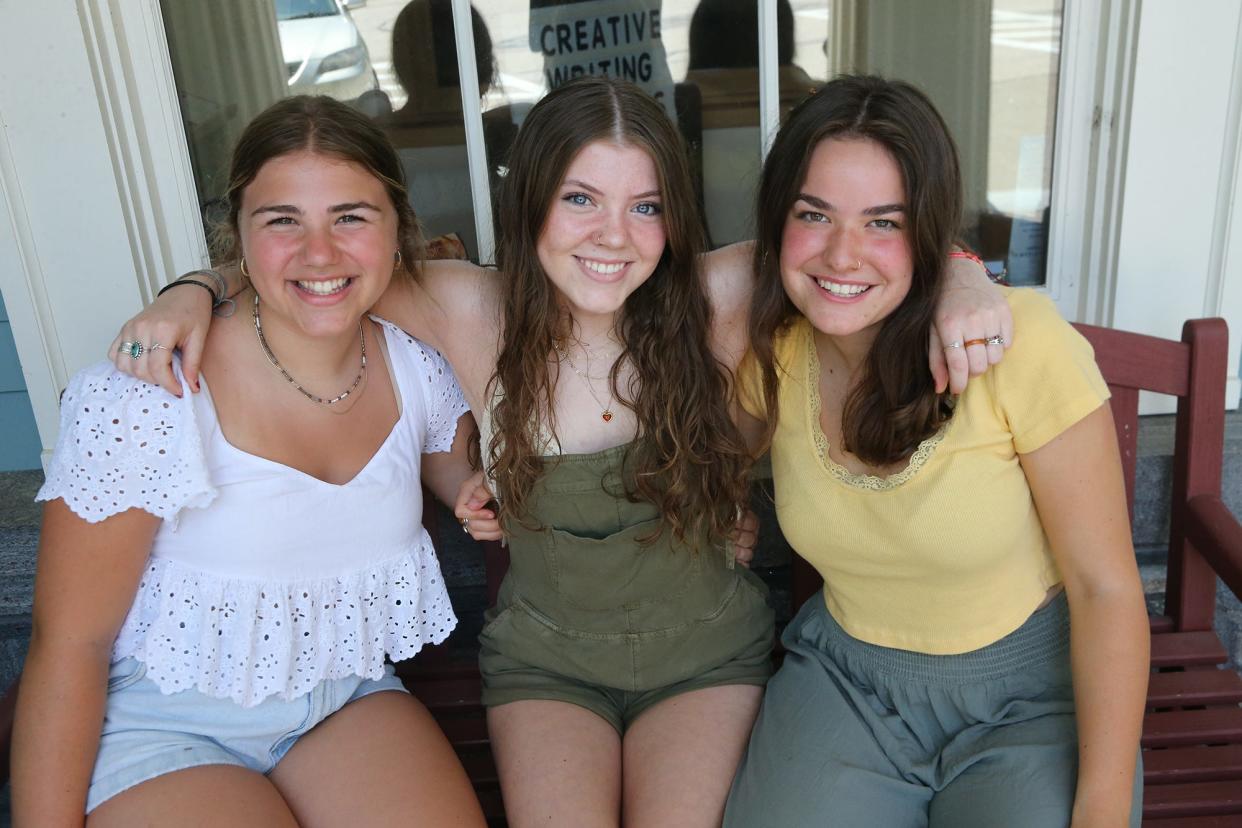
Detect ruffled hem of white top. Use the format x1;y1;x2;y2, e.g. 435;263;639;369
112;546;453;706
37;322;466;707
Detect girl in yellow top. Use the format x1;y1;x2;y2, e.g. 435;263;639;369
725;76;1148;827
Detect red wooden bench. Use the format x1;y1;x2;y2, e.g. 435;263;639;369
2;318;1240;827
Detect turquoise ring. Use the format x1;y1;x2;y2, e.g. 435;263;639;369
119;340;144;359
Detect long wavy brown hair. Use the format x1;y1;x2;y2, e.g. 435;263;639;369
490;76;750;548
750;75;962;465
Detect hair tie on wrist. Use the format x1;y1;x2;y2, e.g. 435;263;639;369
158;278;220;306
182;269;227;300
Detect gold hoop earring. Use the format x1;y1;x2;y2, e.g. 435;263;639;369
239;257;250;278
394;250;402;269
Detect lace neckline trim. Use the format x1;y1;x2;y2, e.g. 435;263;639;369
802;322;948;491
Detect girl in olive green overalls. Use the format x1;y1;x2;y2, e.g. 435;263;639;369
453;77;776;825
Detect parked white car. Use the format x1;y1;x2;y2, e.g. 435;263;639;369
275;0;377;102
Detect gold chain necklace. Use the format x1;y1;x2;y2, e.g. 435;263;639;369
557;345;616;422
253;294;367;406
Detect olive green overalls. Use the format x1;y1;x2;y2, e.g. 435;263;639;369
478;442;775;732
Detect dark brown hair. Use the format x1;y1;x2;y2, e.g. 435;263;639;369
750;75;962;465
213;95;423;279
490;76;750;547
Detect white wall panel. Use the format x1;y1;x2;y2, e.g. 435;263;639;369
1114;0;1242;408
0;1;209;460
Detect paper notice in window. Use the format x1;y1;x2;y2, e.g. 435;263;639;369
529;0;675;118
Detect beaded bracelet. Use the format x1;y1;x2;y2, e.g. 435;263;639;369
949;250;1007;285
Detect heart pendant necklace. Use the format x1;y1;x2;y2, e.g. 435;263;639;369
557;344;616;422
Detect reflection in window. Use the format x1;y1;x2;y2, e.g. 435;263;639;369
162;0;1065;278
817;0;1064;285
275;0;379;103
376;0;512;260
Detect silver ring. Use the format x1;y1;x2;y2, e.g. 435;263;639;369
461;517;470;534
985;335;1006;346
149;342;169;352
119;340;144;359
943;340;963;350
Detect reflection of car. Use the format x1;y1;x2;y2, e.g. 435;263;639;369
275;0;377;102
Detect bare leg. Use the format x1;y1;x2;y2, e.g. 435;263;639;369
622;684;763;828
270;690;485;828
488;699;622;827
88;765;298;828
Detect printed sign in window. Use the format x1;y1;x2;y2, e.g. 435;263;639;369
529;0;675;116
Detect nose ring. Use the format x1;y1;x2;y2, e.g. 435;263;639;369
853;259;862;271
594;231;604;245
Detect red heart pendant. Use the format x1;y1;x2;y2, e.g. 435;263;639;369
602;411;613;422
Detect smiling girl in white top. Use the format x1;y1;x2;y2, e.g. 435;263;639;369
12;96;486;826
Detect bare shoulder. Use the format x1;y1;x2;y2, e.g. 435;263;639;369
702;241;757;370
372;260;503;408
703;241;757;323
372;260;502;350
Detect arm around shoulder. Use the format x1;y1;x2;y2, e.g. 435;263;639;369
373;259;501;356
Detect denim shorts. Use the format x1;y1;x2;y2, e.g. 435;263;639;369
86;657;407;813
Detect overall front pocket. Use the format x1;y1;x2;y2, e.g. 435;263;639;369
545;517;703;612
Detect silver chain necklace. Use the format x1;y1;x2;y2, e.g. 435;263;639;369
253;294;367;406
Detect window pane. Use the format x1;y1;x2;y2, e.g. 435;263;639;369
814;0;1064;285
159;0;487;261
473;0;762;247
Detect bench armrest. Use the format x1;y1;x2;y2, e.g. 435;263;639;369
1185;493;1242;602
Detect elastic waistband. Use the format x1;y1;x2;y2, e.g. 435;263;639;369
812;591;1069;684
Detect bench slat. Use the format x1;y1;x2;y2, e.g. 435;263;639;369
437;714;491;747
1143;780;1242;818
1142;708;1242;748
1150;615;1177;634
1143;817;1242;827
1144;745;1242;784
1150;632;1230;668
410;677;485;710
1147;670;1242;707
457;749;499;787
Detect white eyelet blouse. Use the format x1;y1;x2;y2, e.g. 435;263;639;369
37;318;469;707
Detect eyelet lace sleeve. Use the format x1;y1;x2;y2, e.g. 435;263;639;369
36;361;216;527
378;320;470;454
